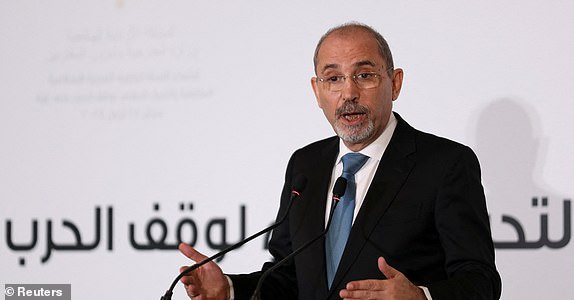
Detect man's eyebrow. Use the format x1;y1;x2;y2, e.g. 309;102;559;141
320;60;378;73
320;63;340;73
354;60;377;68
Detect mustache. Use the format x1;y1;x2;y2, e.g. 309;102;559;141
335;101;369;117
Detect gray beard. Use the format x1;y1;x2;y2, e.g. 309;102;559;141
334;119;375;144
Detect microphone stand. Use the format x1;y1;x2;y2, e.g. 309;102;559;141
160;176;307;300
250;177;347;300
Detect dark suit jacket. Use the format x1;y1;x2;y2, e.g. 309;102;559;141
230;113;501;300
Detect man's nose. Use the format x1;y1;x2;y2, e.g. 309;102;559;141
340;76;360;101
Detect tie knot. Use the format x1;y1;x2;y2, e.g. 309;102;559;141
341;152;369;176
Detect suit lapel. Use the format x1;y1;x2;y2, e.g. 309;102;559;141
303;138;339;239
327;114;417;296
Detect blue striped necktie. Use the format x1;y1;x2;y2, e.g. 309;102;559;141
325;152;369;288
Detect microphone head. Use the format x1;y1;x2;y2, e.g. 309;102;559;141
291;174;308;195
332;177;347;200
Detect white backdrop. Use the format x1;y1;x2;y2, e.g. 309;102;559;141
1;1;573;299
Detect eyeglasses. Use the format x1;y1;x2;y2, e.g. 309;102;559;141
315;72;382;92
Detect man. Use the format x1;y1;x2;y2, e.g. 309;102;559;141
178;22;502;300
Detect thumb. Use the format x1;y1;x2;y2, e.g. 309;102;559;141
378;257;399;279
178;242;208;263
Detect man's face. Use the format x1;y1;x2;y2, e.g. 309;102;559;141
311;29;403;151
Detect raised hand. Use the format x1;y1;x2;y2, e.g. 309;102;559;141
178;243;230;300
339;257;426;300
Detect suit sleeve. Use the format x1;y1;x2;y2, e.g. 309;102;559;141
427;146;502;300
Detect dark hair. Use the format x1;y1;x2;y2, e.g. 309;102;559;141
313;22;394;77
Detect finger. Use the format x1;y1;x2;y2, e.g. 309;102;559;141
339;289;362;300
179;242;208;262
345;279;386;291
179;265;189;274
179;266;195;284
378;256;399;279
184;283;202;299
340;287;382;299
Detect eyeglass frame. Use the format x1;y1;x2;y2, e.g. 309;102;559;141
314;68;394;92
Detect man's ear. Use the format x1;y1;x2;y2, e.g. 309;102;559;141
391;68;404;101
311;77;322;108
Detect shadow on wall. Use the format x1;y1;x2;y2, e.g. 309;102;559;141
471;98;570;249
474;98;544;199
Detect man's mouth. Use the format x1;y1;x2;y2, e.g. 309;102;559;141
340;112;366;121
335;101;369;125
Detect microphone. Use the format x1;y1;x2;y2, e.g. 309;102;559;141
250;177;347;300
160;174;308;300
